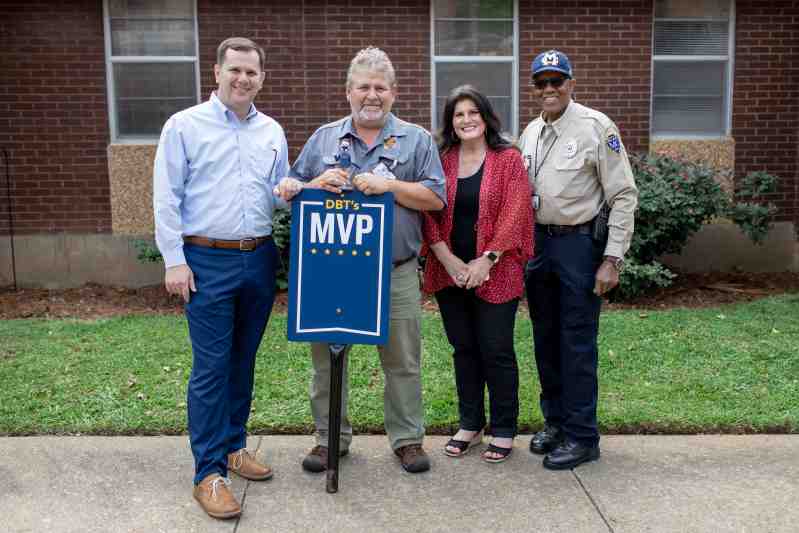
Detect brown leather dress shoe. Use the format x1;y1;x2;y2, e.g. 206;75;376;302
193;474;241;519
227;449;273;481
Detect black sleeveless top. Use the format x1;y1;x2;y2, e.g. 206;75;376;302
451;162;484;263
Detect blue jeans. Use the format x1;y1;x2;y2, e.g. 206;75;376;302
184;240;278;484
525;231;603;447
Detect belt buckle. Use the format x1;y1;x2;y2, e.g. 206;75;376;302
239;238;256;251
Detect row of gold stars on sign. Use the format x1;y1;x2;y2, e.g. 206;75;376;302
310;248;373;256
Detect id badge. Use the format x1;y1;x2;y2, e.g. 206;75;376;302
532;194;541;211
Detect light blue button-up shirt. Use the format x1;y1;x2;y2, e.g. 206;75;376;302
153;92;289;268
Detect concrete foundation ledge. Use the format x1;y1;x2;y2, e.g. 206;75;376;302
660;221;798;273
0;233;163;289
0;223;796;289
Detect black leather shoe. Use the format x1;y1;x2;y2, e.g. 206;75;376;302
529;424;564;455
543;440;600;470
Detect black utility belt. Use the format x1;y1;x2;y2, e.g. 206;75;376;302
535;222;592;236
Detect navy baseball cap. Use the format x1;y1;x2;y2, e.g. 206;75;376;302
531;50;573;78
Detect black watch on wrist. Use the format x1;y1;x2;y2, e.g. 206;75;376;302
483;251;499;264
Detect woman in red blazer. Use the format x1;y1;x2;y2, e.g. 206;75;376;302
422;85;533;463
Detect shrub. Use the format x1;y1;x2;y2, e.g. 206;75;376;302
617;153;778;300
616;258;676;301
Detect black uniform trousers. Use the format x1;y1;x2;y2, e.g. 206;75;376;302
525;229;603;447
435;286;520;438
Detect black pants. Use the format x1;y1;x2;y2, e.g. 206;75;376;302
525;231;603;447
435;286;520;438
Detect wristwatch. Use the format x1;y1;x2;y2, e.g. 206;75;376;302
603;255;624;271
483;251;500;264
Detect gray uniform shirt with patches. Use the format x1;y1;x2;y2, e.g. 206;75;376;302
519;101;639;259
291;113;446;262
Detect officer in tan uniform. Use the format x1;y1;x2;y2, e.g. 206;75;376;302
519;50;638;470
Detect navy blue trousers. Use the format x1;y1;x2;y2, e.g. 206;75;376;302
525;231;603;447
184;241;278;484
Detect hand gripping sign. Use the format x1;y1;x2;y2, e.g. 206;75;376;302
288;188;394;492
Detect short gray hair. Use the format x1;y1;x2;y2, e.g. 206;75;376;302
346;47;396;88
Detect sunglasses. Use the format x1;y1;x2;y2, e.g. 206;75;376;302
533;77;567;90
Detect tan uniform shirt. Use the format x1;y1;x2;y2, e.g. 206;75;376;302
519;101;638;259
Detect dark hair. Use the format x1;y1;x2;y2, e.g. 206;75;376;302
437;85;514;154
217;37;266;71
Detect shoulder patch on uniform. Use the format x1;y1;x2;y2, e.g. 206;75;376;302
607;133;621;154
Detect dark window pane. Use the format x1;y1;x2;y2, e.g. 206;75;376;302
655;0;730;19
652;62;726;135
108;0;194;19
434;62;512;132
654;20;728;55
113;62;197;137
110;18;195;56
435;20;513;56
434;0;512;19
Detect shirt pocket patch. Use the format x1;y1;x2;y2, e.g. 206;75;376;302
553;153;590;199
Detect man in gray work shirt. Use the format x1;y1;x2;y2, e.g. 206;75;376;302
277;46;445;474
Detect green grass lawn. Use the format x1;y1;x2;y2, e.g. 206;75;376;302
1;295;797;435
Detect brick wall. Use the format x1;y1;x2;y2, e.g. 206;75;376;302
2;0;797;238
733;0;799;227
0;1;111;235
197;0;432;161
518;0;652;153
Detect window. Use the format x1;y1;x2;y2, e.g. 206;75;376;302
431;0;518;136
104;0;200;141
651;0;734;137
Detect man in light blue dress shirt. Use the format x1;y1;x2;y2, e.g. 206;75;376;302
153;37;287;520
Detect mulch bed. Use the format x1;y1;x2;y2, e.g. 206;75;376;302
1;271;798;320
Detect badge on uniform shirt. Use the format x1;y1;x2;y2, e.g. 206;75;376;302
383;136;397;151
607;133;621;154
564;139;578;159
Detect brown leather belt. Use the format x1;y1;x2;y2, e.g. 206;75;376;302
535;222;592;236
184;235;272;251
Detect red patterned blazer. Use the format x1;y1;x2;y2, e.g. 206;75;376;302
422;146;534;303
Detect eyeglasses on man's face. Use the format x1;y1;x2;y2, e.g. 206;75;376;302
533;76;567;90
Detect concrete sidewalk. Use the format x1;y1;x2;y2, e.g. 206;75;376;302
1;435;796;532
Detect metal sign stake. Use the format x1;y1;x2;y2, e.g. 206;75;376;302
326;343;347;493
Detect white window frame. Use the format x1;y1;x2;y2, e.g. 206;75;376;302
430;1;519;138
650;0;736;139
102;0;201;144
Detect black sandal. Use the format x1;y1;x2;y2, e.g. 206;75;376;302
443;430;483;457
482;442;513;463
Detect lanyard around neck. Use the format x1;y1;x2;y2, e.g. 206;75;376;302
533;124;559;180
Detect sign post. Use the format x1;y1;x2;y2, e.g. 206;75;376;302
287;188;394;493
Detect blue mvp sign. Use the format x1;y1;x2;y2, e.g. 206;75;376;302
287;188;394;345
